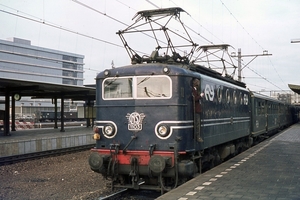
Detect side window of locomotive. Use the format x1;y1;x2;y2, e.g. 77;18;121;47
226;89;230;104
217;87;222;103
136;76;171;99
103;78;133;99
243;94;249;105
239;92;243;105
233;91;237;104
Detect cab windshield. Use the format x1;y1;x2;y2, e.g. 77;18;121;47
103;75;172;100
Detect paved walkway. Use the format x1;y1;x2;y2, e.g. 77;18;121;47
157;123;300;200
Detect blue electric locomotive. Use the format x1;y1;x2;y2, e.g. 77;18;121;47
88;63;254;192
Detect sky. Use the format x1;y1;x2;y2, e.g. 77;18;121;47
0;0;300;95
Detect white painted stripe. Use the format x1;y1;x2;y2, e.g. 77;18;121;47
195;186;205;190
186;191;197;195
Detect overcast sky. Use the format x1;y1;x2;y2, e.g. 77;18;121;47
1;0;299;95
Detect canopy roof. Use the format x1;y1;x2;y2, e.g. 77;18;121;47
0;77;95;101
288;84;300;95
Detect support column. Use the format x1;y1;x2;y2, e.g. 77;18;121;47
86;100;91;128
54;97;58;129
11;95;16;131
4;89;10;136
60;97;65;132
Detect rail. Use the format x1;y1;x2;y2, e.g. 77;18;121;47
0;144;94;166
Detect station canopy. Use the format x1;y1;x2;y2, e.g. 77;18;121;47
0;77;95;101
288;84;300;95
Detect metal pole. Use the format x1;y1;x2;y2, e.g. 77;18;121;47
60;97;65;132
11;96;16;131
238;48;241;82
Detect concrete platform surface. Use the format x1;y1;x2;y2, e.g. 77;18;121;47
0;127;95;157
157;123;300;200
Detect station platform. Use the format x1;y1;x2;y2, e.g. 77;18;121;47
157;123;300;200
0;126;95;158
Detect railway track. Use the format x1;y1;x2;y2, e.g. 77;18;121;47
0;144;94;166
98;189;161;200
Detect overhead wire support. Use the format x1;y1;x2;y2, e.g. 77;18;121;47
231;49;272;82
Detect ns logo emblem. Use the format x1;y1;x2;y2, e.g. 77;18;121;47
204;84;214;101
126;112;145;131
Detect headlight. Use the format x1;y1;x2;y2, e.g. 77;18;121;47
104;70;110;77
104;125;113;135
103;124;116;138
156;125;170;139
158;125;168;136
163;67;170;74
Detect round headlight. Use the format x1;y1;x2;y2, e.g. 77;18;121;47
158;125;168;136
163;67;170;74
104;70;110;77
101;122;117;138
104;125;114;136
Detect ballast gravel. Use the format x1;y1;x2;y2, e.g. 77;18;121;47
0;150;111;200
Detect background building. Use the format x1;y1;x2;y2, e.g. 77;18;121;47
0;37;84;86
0;37;86;118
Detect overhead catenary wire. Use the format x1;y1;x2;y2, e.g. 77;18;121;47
219;0;287;92
0;1;290;93
0;3;127;73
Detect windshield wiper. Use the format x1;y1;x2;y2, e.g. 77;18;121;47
138;77;150;85
105;75;119;87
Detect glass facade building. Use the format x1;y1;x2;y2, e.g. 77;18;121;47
0;37;84;86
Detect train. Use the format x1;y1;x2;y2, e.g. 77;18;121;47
34;111;83;122
88;7;299;194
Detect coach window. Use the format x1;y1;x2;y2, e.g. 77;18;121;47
262;102;265;114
